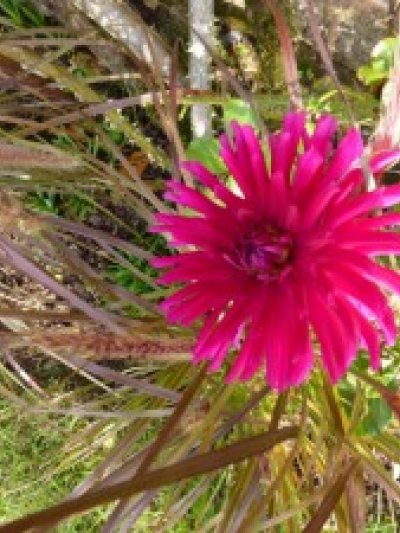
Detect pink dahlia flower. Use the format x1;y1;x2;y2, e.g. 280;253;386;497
152;112;400;391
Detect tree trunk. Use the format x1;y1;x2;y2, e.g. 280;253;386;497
189;0;214;137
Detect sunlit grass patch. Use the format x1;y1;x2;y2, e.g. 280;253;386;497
0;397;110;529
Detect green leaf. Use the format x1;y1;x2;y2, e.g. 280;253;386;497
357;397;392;436
186;136;226;175
223;99;258;128
357;65;387;85
357;37;400;86
372;37;399;61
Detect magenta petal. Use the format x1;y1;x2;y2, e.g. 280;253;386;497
323;262;396;345
240;125;271;208
287;317;313;386
192;306;226;363
323;128;364;184
225;343;254;383
298;183;338;230
370;149;400;174
355;213;400;230
259;283;313;391
307;286;353;383
160;283;203;311
219;123;259;202
270;131;295;186
283;110;306;134
155;214;235;249
225;285;270;382
151;255;179;268
324;183;400;230
165;180;225;218
283;111;307;154
345;297;382;370
181;160;243;209
167;290;227;326
318;246;400;296
180;160;219;189
158;260;234;285
292;146;324;196
263;286;293;389
195;300;248;370
334;295;360;368
340;231;400;256
311;114;337;157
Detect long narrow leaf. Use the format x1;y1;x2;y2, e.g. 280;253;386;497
303;459;360;533
0;236;125;333
0;426;299;532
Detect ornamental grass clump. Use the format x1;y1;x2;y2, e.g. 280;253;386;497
153;111;400;391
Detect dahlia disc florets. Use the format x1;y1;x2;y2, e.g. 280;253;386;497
152;112;400;391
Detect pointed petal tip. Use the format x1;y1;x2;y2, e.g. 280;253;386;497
370;148;400;175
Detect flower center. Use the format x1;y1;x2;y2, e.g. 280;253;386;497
229;225;293;281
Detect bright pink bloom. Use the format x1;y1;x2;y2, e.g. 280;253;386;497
152;112;400;390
